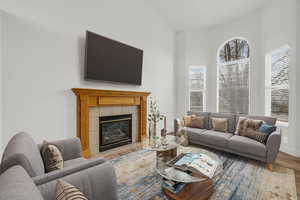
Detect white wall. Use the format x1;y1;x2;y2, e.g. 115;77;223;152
175;0;298;155
0;0;176;151
176;9;264;116
0;11;2;155
261;0;297;155
295;0;300;156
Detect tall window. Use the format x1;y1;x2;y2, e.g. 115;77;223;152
218;38;250;114
189;66;206;112
266;46;290;122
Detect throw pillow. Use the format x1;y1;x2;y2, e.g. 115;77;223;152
242;128;269;144
259;123;277;134
56;180;88;200
244;119;263;131
235;117;248;135
211;118;228;132
182;115;193;127
40;141;64;173
191;116;205;129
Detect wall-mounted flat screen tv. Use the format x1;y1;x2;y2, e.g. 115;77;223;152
85;31;143;85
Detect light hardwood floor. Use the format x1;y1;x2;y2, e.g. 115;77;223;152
96;144;300;198
275;152;300;199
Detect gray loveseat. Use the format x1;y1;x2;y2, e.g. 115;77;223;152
175;112;281;170
0;132;118;200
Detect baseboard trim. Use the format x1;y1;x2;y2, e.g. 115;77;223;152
280;146;300;158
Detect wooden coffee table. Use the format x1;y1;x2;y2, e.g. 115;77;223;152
156;147;223;200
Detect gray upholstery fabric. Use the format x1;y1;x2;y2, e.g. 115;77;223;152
187;111;210;129
43;138;82;161
237;114;277;126
64;157;87;168
266;129;281;163
189;141;267;162
174;118;181;134
209;113;236;133
180;113;281;164
1;132;45;177
228;135;267;157
0;166;44;200
37;161;118;200
199;130;233;148
185;127;206;141
33;157;105;185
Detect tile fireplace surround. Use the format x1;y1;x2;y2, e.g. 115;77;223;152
72;88;150;158
90;106;138;155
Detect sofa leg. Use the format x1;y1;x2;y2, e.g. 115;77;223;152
267;164;273;171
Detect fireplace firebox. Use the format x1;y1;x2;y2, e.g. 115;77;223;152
99;114;132;151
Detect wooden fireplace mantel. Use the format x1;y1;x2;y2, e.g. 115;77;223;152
72;88;150;158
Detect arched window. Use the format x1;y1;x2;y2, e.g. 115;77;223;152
218;38;250;114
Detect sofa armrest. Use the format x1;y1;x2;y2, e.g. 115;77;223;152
36;161;118;200
50;138;82;161
0;166;44;200
266;129;282;163
33;157;105;185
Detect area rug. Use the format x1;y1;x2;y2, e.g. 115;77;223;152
110;146;297;200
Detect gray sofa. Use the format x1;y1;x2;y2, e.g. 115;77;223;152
0;132;118;200
175;112;281;168
0;164;118;200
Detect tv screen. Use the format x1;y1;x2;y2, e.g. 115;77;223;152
85;31;143;85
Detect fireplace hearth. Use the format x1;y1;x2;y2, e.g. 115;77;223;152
99;114;132;151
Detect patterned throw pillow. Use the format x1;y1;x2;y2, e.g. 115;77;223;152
244;119;263;131
242;128;269;144
56;180;88;200
235;117;248;135
182;115;193;127
191;116;205;129
211;118;228;132
40;141;64;173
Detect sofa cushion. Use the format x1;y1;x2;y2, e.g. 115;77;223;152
209;113;236;133
41;141;64;173
237;114;277;126
235;117;248;135
1;132;45;177
211;117;228;132
191;116;205;129
244;119;263;131
199;130;233;148
56;179;88;200
259;123;277;134
241;128;269;144
185;127;206;141
228;135;267;157
0;165;44;200
183;115;193;127
187;111;210;129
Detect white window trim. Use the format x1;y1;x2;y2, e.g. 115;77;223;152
188;66;207;112
265;45;290;123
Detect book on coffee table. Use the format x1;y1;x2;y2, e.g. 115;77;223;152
161;178;187;194
167;152;218;179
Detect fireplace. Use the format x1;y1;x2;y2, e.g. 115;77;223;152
99;114;132;151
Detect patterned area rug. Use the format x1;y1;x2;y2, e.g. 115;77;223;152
110;146;297;200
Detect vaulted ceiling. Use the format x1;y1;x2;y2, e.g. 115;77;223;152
146;0;272;31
